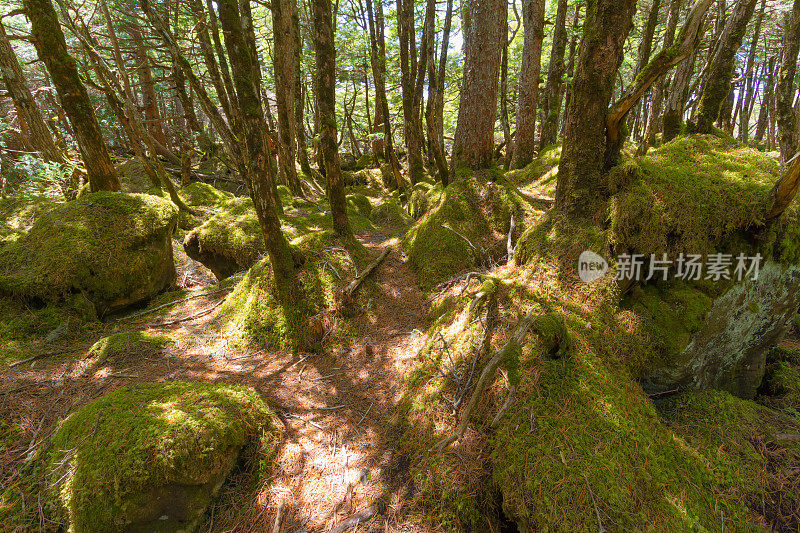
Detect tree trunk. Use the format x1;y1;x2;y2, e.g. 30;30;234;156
216;0;299;303
0;21;62;163
554;0;637;213
754;55;776;143
628;0;662;140
539;0;569;150
638;0;683;156
560;2;582;135
129;26;168;147
694;0;758;133
188;0;235;125
311;0;350;236
294;22;313;176
510;0;545;169
777;0;800;165
425;0;453;185
24;0;119;192
398;0;424;184
605;0;714;167
452;0;506;170
273;0;303;195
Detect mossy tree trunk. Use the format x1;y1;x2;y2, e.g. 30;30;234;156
452;0;506;170
510;0;544;170
605;0;715;169
0;21;63;163
539;0;569;151
776;0;800;166
311;0;351;236
754;55;776;144
294;23;313;177
273;0;303;196
424;0;453;185
554;0;636;213
693;0;758;134
637;0;683;156
24;0;119;192
216;0;300;303
560;2;582;136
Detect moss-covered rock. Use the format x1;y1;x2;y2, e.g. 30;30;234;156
218;230;367;351
46;382;279;533
82;331;174;376
0;192;178;316
346;193;372;218
180;182;233;208
404;178;535;290
368;197;411;227
759;346;800;410
183;197;372;280
116;159;156;194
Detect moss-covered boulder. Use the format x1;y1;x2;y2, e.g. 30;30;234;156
218;230;367;351
116;160;156;194
403;178;536;290
46;382;279;533
0;192;178;316
183;197;372;280
368;197;411;227
609;136;800;398
180;182;233;208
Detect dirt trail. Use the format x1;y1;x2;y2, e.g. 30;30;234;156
1;228;432;532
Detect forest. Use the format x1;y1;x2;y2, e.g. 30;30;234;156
2;0;800;529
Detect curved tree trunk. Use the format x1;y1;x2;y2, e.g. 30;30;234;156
694;0;758;133
24;0;119;192
216;0;300;303
452;0;506;170
510;0;545;169
0;21;62;163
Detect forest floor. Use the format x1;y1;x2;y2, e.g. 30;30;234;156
0;224;438;532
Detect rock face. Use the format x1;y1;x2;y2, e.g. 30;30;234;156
638;262;800;398
47;382;279;533
0;192;177;317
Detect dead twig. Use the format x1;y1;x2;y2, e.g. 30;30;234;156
326;503;380;533
271;498;287;533
435;309;537;453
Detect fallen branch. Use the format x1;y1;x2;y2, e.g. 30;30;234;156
326;504;379;533
338;248;390;306
776;433;800;441
436;309;537;452
272;499;287;533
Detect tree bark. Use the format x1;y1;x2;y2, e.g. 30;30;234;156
694;0;758;133
539;0;569;150
0;21;62;163
24;0;119;192
510;0;545;169
425;0;453;185
216;0;299;302
554;0;637;213
273;0;303;195
776;0;800;165
737;0;766;143
452;0;506;170
311;0;350;236
128;26;168;147
560;2;582;135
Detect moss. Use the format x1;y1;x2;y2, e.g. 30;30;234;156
759;346;800;411
184;196;373;279
115;160;157;194
217;230;368;351
368;197;411;227
609;135;785;259
345;193;372;218
0;192;178;315
0;196;59;245
179;182;233;208
46;382;279;532
82;331;174;375
504;144;561;186
404;178;535;291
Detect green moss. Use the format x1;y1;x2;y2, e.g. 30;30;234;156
115;160;157;194
760;347;800;411
184;196;374;278
345;193;372;218
0;196;59;245
504;144;561;186
609;135;784;259
179;182;233;208
368;197;411;227
46;382;279;532
217;230;367;351
82;331;174;375
404;178;535;290
0;192;178;315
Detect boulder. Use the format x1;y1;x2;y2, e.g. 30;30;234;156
46;382;279;533
0;192;178;317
